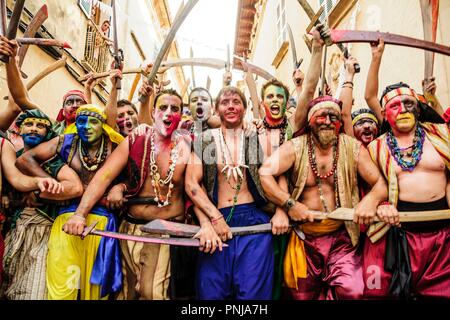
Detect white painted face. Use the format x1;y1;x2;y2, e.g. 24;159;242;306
189;89;212;122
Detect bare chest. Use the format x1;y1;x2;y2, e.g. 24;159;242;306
260;128;282;158
394;137;446;175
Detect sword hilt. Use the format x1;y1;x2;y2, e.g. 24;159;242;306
81;221;98;240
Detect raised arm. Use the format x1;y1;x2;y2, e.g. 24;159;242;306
339;56;359;137
185;151;232;242
0;36;39;110
137;77;154;126
0;96;22;131
105;69;122;129
16;136;60;178
364;38;385;124
422;76;444;116
290;25;326;132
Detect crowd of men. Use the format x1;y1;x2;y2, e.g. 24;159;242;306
0;23;449;300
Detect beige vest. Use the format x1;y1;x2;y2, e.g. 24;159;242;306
290;133;361;246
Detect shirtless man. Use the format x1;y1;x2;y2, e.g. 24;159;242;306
185;86;273;300
67;89;191;300
259;95;388;299
361;42;450;299
16;104;124;300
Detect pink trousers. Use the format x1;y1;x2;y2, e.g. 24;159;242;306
287;228;364;300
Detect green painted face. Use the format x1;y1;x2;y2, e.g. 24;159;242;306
263;85;287;121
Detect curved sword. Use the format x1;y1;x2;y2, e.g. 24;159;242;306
330;29;450;56
234;58;275;80
139;0;199;102
158;57;227;73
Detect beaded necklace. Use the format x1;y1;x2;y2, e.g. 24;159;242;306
386;124;425;172
263;116;288;145
149;129;180;207
218;128;248;222
78;135;108;171
307;133;340;212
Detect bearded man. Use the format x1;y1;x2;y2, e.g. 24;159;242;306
259;95;389;299
16;105;124;300
66;89;191;300
361;81;450;299
2;109;83;300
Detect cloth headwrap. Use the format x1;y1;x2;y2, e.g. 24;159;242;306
379;83;445;134
65;104;124;145
381;87;419;109
15;109;56;141
56;89;88;122
307;95;342;122
351;108;379;126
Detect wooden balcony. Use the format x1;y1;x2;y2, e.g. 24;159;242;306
81;20;113;75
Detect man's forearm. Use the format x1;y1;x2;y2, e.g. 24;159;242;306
260;175;291;207
105;84;118;129
6;58;32;108
365;56;383;122
16;153;51;178
186;179;221;220
293;45;323;129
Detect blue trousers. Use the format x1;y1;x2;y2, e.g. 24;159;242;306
196;203;274;300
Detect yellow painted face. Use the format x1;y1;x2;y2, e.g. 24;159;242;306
263;85;287;121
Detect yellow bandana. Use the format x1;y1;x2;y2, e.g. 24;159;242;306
65;104;124;145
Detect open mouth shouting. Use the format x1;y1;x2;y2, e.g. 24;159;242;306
270;104;281;116
196;107;205;119
163;118;173;129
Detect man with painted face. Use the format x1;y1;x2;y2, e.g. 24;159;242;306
180;87;221;137
2;109;84;300
339;55;379;147
67;89;191;300
361;84;450;298
361;37;449;299
259;95;389;300
116;99;140;137
185;86;274;300
16;105;124;300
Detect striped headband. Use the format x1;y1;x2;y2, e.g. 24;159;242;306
307;100;341;122
20;117;52;128
381;87;419;108
352;113;379;126
76;110;105;122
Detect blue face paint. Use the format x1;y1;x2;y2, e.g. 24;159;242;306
22;133;45;147
76;115;103;143
76;115;90;142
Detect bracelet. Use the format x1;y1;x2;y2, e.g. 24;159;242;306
343;81;354;86
342;85;353;89
210;215;224;225
380;201;390;206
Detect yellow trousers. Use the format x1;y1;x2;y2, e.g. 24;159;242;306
46;212;108;300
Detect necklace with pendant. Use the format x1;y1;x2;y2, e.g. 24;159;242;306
149;129;180;207
218;128;248;222
307;133;340;213
78;135;107;171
